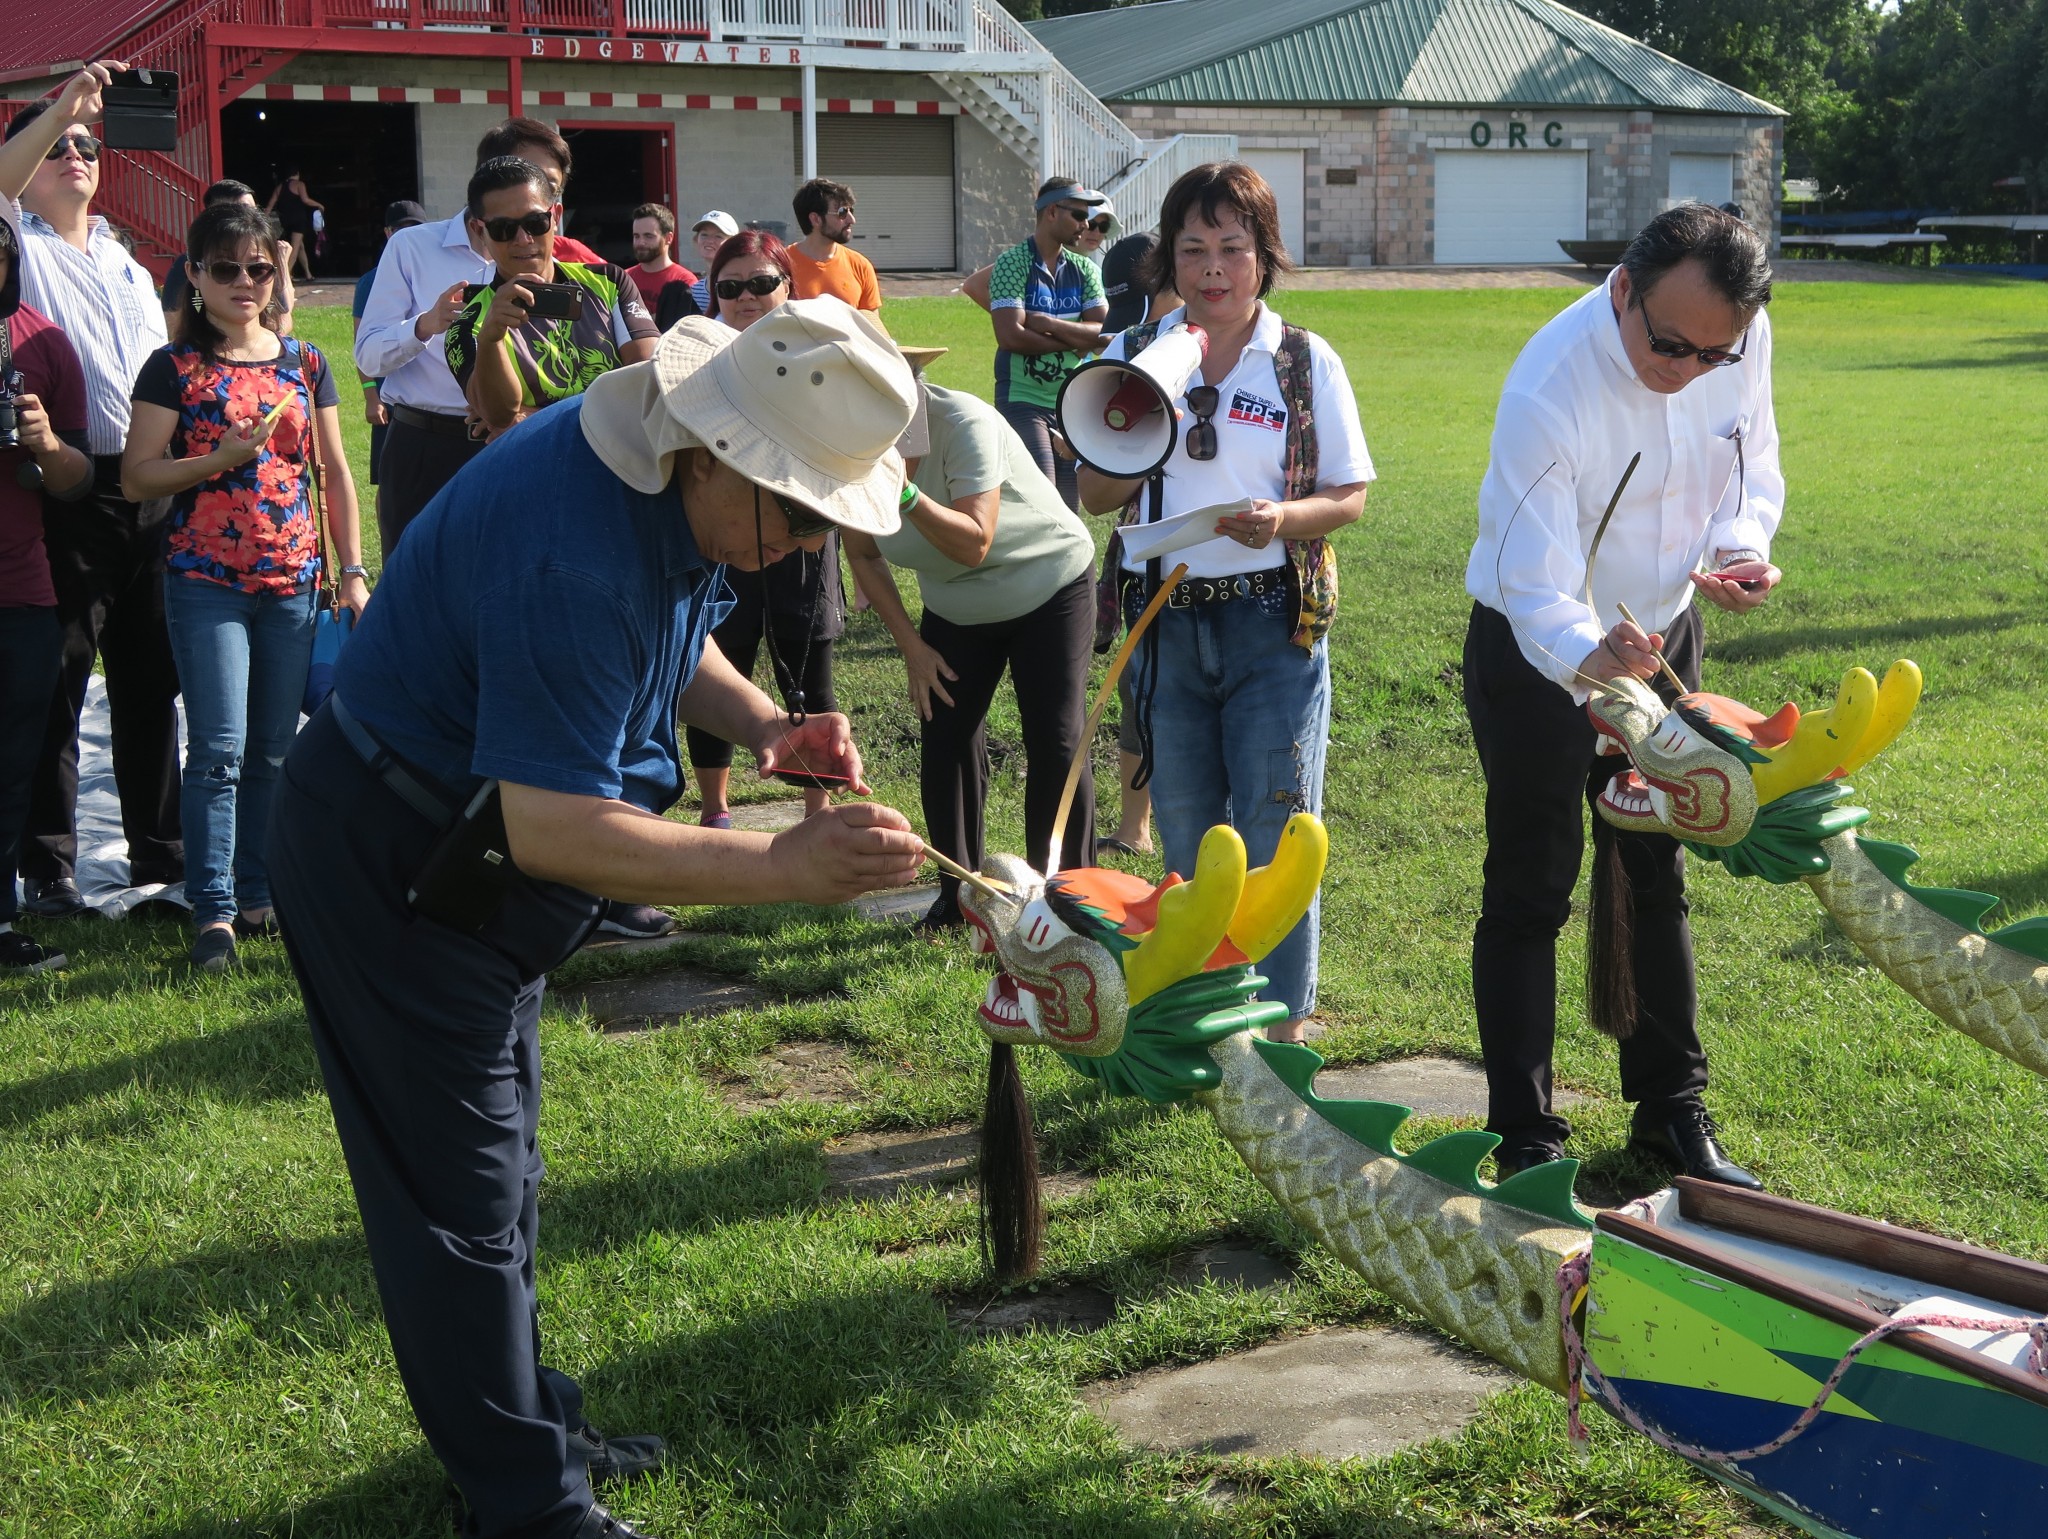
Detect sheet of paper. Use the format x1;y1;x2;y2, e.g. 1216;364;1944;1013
1118;498;1255;564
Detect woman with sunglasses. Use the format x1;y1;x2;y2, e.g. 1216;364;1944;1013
1072;202;1118;266
685;231;845;828
1076;162;1372;1044
122;202;368;971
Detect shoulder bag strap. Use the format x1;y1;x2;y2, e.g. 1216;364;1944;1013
294;341;335;615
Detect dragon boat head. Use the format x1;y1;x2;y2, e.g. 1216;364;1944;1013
959;815;1327;1098
1586;660;1923;879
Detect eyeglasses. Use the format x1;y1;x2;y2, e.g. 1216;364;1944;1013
1638;301;1747;368
203;259;277;286
479;210;553;243
714;272;786;300
772;489;835;539
45;134;100;162
1183;385;1221;461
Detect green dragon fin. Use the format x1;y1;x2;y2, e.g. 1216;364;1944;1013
1858;839;2048;965
1248;1038;1593;1230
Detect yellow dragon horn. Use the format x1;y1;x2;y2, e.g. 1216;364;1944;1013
1229;814;1329;964
1126;824;1247;1008
1752;666;1878;807
1833;659;1922;779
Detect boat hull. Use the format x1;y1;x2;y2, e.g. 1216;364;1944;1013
1586;1231;2048;1539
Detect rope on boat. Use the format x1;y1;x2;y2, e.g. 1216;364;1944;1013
1554;1247;2048;1465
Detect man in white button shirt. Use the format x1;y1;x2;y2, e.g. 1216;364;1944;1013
1462;204;1782;1191
0;63;180;917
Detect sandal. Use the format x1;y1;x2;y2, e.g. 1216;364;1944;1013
1099;837;1150;858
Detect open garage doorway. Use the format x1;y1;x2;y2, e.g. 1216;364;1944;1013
558;123;675;268
220;99;418;279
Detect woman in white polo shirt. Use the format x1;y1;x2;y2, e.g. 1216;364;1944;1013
844;351;1097;931
1077;161;1372;1042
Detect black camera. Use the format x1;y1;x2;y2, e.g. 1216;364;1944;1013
0;371;21;453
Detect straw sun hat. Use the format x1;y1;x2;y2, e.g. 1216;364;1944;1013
648;298;917;536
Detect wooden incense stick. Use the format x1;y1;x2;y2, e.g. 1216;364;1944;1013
1613;601;1687;695
1044;560;1190;875
923;845;1010;900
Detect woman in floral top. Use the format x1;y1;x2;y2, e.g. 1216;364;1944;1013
123;202;367;972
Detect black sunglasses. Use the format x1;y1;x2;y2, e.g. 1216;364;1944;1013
45;134;101;162
1638;300;1746;368
202;259;277;286
714;272;786;301
1087;218;1113;233
772;490;835;539
479;210;553;243
1183;384;1221;461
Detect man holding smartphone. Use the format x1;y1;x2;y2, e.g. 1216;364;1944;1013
444;156;657;440
1462;203;1783;1191
268;299;925;1539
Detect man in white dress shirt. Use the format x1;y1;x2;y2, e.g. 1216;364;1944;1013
0;63;180;917
1462;204;1782;1190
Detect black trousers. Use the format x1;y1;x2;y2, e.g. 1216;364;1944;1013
1461;600;1709;1156
23;457;183;886
269;705;607;1539
0;605;63;923
920;573;1095;910
378;413;488;555
683;574;836;771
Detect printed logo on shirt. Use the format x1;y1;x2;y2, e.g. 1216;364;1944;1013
1228;390;1287;432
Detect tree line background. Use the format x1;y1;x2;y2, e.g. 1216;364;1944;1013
1009;0;2048;213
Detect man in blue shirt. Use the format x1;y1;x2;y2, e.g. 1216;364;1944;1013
268;300;925;1539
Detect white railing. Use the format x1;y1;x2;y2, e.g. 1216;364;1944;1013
625;0;970;47
1101;132;1238;236
962;0;1141;190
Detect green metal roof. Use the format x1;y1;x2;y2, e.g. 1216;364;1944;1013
1027;0;1783;116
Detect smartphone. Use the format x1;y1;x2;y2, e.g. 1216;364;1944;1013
770;768;853;792
100;69;179;152
522;281;584;321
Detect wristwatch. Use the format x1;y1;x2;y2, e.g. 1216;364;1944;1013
341;563;369;579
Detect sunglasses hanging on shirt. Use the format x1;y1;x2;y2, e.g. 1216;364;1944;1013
714;273;787;301
1183;384;1221;462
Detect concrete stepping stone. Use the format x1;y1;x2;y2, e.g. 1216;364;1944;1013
824;1122;1097;1202
947;1282;1116;1336
852;883;940;924
554;967;766;1033
1310;1055;1587;1121
728;800;808;833
1083;1326;1508;1459
1167;1243;1297;1293
718;1040;863;1110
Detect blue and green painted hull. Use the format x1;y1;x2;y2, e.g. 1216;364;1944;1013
1584;1185;2048;1539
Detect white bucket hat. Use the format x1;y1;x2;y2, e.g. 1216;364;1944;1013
625;297;916;535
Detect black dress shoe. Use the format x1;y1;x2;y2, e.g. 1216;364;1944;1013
1628;1103;1762;1190
575;1423;667;1487
1494;1145;1566;1182
570;1502;662;1538
22;878;87;918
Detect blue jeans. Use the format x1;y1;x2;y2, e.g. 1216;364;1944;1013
163;575;316;926
1130;585;1329;1020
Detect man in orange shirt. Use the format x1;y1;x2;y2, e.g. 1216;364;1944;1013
788;178;881;311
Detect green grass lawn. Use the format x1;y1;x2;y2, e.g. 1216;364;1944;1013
5;277;2047;1537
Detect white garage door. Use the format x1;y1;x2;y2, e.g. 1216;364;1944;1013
1434;150;1587;264
1669;153;1735;208
810;116;956;271
1239;149;1306;263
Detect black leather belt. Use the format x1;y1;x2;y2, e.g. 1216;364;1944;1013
387;403;474;438
329;695;458;830
1164;568;1292;609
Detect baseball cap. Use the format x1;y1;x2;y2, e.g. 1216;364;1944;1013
692;210;741;238
384;200;428;230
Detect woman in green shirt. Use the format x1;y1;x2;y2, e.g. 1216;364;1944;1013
844;363;1097;929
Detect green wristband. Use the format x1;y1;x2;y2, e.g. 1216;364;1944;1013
899;481;919;511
